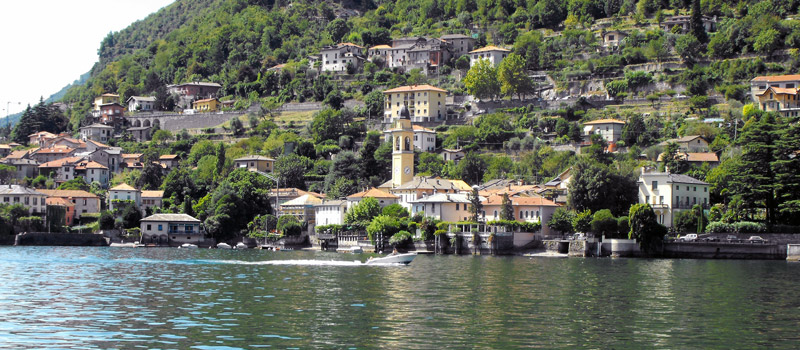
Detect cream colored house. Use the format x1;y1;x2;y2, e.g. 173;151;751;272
0;185;47;215
142;190;164;214
234;155;275;173
314;199;347;226
109;183;141;211
410;193;474;222
583;119;625;143
37;189;100;220
638;171;710;228
383;85;447;122
481;195;561;235
469;46;510;67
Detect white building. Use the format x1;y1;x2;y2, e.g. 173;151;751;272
140;213;203;245
583;119;626;143
320;43;365;72
658;135;710;152
109;183;141;211
0;185;46;215
383;125;436;152
314;199;347;226
638;171;710;228
80;123;114;143
410;193;474;222
126;96;156;112
469;46;510;67
141;190;164;214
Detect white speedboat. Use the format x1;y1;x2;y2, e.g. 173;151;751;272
180;243;198;249
364;253;416;265
217;243;232;249
235;242;248;249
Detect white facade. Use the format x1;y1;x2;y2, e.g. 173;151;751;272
638;172;710;228
583;119;625;143
0;185;47;215
469;46;510;67
140;213;203;245
80;124;114;143
314;200;347;226
320;43;364;72
410;193;473;222
109;184;141;211
126;96;156;112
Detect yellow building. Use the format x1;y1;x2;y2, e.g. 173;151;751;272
383;84;447;122
389;105;415;188
192;98;220;112
234;155;275;173
93;93;120;111
755;86;800;117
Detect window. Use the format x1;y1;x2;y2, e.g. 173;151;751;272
494;210;498;218
158;224;163;231
693;187;697;191
704;187;708;193
676;196;680;205
147;224;151;230
646;196;650;203
651;181;658;190
456;203;459;210
659;196;664;204
33;198;37;205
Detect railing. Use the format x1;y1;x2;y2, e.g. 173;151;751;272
168;230;199;234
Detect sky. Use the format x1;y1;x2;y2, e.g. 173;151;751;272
0;0;175;117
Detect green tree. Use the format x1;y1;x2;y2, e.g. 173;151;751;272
674;204;708;233
463;58;500;101
468;187;483;222
364;91;384;119
57;177;90;191
0;164;15;184
277;215;302;236
547;207;574;234
417;152;445;177
661;142;687;173
500;193;514;220
456;151;487;185
345;197;381;226
366;215;400;244
572;210;592;233
275;154;312;190
773;120;800;223
310;108;346;143
497;53;533;100
628;203;667;255
675;34;704;65
731;112;780;224
324;90;344;110
605;80;628;99
229;118;245;136
215;142;226;179
382;203;409;218
591;209;617;238
151;129;174;144
568;160;638;216
689;0;707;42
99;211;115;230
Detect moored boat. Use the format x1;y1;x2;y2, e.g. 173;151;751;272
179;243;198;249
235;242;248;249
217;243;232;249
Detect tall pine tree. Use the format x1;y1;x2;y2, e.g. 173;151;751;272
731;112;779;224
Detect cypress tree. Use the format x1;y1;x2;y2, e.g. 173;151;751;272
690;0;707;42
731;112;779;224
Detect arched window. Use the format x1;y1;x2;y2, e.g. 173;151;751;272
493;210;498;218
395;136;400;151
405;137;411;151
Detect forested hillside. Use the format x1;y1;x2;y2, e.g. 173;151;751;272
60;0;800;129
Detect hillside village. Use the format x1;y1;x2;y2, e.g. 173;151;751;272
0;0;799;253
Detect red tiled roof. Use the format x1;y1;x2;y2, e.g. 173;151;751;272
383;84;447;93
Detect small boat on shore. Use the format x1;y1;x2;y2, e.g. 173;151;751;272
179;243;198;249
235;242;248;249
365;253;416;265
217;243;232;249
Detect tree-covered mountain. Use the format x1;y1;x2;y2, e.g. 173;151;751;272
60;0;800;130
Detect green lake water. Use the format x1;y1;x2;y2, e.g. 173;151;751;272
0;246;798;349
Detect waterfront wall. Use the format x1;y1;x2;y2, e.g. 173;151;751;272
15;232;109;246
662;242;786;260
786;244;800;261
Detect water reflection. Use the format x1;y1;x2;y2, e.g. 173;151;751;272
1;247;800;349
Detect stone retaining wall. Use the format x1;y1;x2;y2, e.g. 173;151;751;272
15;232;109;246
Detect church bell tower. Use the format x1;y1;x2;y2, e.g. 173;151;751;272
391;105;414;187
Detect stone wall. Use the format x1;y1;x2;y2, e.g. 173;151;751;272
662;242;786;260
15;232;109;246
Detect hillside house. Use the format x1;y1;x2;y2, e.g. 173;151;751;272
31;147;76;164
234;155;275;173
167;82;221;99
28;131;57;147
0;158;38;180
659;135;709;152
314;199;347;226
346;187;399;210
601;30;627;48
109;183;141;211
660;15;717;33
383;84;447;122
158;154;179;169
440;34;475;57
46;197;75;226
583;119;625;144
481;195;562;236
128;126;152;142
126;96;156;112
95;103;124;124
440;148;465;163
192;98;220;112
93;93;120;111
79;123;114;143
141;190;164;214
469;46;510;67
410;193;474;222
320;43;365;72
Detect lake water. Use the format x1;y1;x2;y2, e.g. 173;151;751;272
1;247;799;349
